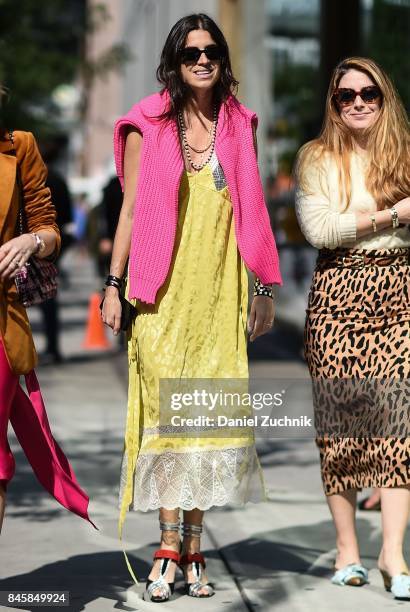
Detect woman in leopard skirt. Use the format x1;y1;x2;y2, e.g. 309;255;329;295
295;57;410;599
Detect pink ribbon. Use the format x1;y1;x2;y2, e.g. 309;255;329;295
7;370;97;529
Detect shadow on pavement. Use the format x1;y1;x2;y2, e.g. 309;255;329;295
0;545;242;612
0;551;140;611
218;518;377;609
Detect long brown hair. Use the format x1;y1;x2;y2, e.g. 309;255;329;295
296;57;410;211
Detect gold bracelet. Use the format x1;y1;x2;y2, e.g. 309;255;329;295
370;214;377;233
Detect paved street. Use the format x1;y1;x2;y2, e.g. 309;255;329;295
0;251;407;611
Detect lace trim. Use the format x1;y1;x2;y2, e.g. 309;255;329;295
119;446;265;512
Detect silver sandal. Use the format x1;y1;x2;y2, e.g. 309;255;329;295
179;522;215;598
144;520;181;602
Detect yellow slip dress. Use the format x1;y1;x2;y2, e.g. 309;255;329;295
119;153;266;533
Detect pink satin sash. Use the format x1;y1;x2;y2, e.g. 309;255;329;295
0;341;96;528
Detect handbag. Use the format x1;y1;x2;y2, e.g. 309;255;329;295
9;130;58;307
100;277;138;332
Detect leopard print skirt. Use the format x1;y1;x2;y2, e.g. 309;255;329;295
304;247;410;495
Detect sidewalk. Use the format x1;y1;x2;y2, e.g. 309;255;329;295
0;252;402;611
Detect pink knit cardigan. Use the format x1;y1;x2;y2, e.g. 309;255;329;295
113;90;282;303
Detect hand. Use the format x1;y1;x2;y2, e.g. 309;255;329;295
394;197;410;224
0;234;37;280
101;286;122;336
247;295;275;342
99;238;113;256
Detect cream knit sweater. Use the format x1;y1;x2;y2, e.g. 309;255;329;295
295;151;410;250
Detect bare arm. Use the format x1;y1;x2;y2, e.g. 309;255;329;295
102;128;142;334
356;197;410;237
0;230;59;280
248;121;275;341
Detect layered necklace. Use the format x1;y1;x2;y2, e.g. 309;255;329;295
178;104;218;172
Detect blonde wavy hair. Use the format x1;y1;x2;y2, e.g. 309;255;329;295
296;57;410;211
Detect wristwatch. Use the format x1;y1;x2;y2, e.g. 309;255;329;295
31;233;46;255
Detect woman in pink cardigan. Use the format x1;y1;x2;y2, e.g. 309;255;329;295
102;13;282;602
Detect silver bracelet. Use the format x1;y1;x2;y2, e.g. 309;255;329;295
370;214;377;233
389;207;400;229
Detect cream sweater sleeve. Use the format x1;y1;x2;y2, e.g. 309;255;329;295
295;159;357;249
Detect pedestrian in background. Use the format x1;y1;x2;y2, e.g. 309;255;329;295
102;13;282;602
90;176;122;279
39;136;75;364
0;124;94;533
296;57;410;599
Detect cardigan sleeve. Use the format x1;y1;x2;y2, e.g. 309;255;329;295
18;132;61;253
295;158;357;249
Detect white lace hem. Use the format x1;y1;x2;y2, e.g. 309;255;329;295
119;446;265;512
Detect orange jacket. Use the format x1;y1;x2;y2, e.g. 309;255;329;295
0;131;60;374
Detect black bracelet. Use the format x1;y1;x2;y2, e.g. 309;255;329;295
107;274;122;284
253;277;273;299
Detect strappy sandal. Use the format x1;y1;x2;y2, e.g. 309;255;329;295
144;520;181;603
331;563;369;587
179;522;215;598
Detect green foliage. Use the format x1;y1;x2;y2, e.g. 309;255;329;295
0;0;130;135
0;0;85;132
273;63;319;138
368;0;410;111
272;60;320;167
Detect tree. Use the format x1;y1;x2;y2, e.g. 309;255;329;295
0;0;129;135
368;0;410;111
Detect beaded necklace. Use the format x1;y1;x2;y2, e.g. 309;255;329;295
178;105;218;172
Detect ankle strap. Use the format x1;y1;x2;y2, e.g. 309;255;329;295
154;549;180;563
181;522;203;538
159;520;180;532
180;552;206;567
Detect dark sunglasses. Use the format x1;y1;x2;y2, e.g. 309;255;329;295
333;85;382;106
180;45;225;64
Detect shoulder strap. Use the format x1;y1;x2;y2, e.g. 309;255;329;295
8;129;26;235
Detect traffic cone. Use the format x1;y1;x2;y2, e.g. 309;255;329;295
82;292;111;350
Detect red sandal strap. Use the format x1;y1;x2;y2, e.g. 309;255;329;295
180;552;206;567
153;549;180;563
